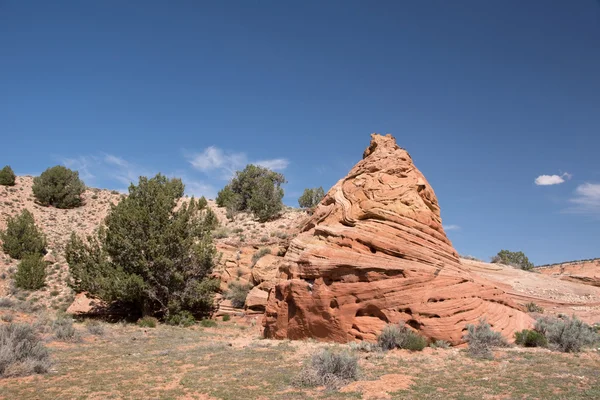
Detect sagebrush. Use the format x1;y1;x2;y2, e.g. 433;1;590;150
463;319;508;359
0;323;51;377
535;315;598;352
295;348;359;390
225;281;253;308
377;322;427;351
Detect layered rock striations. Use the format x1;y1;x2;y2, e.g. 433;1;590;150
263;134;532;344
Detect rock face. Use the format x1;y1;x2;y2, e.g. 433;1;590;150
263;134;532;344
538;259;600;288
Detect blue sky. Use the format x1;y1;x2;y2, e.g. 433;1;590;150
1;1;599;265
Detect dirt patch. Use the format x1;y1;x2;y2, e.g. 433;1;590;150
341;374;414;399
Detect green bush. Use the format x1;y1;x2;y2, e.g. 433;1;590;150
137;316;158;328
216;165;286;222
14;254;46;290
32;165;85;209
225;281;253;309
525;302;544;313
66;174;219;320
535;315;598;352
298;187;325;208
514;329;547;347
251;248;271;267
295;348;359;390
0;323;51;377
463;319;508;359
491;250;534;271
222;314;231;322
0;209;46;259
377;322;427;351
166;311;195;327
0;165;16;186
199;319;217;327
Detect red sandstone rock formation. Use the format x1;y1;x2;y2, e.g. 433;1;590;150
263;134;532;344
538;259;600;288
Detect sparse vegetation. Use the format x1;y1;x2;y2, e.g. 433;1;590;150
535;315;598;352
0;323;51;377
430;339;451;349
0;209;46;259
295;348;359;390
298;187;325;209
225;281;253;308
491;250;534;271
222;314;231;322
463;319;508;359
0;165;16;186
377;322;427;351
66;174;219;320
32;165;86;209
216;164;286;222
251;247;271;266
14;254;46;290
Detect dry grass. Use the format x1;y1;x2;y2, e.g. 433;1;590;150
1;316;599;399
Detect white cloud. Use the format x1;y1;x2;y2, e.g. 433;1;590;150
187;146;288;180
535;172;572;186
255;158;289;171
568;183;600;215
443;224;460;231
59;153;149;189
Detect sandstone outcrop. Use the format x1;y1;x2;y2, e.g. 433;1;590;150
263;134;532;344
538;259;600;288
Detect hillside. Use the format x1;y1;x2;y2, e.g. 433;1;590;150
0;176;307;311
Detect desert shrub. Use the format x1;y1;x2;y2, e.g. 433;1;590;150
463;319;508;359
225;282;253;308
199;319;217;327
377;322;427;351
0;297;14;308
298;187;325;209
216;165;286;222
0;209;46;259
166;311;195;327
535;315;598;352
525;302;544;313
514;329;547;347
491;250;534;271
295;348;359;390
0;323;51;377
222;314;231;322
14;254;46;290
32;165;85;209
430;340;451;349
0;165;16;186
348;341;379;353
251;248;271;267
137;316;158;328
52;313;77;341
213;227;230;239
1;314;14;322
66;174;219;320
84;320;105;336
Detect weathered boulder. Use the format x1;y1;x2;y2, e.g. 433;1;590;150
263;134;532;344
245;287;269;310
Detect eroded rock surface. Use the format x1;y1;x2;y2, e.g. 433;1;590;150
263;134;532;344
